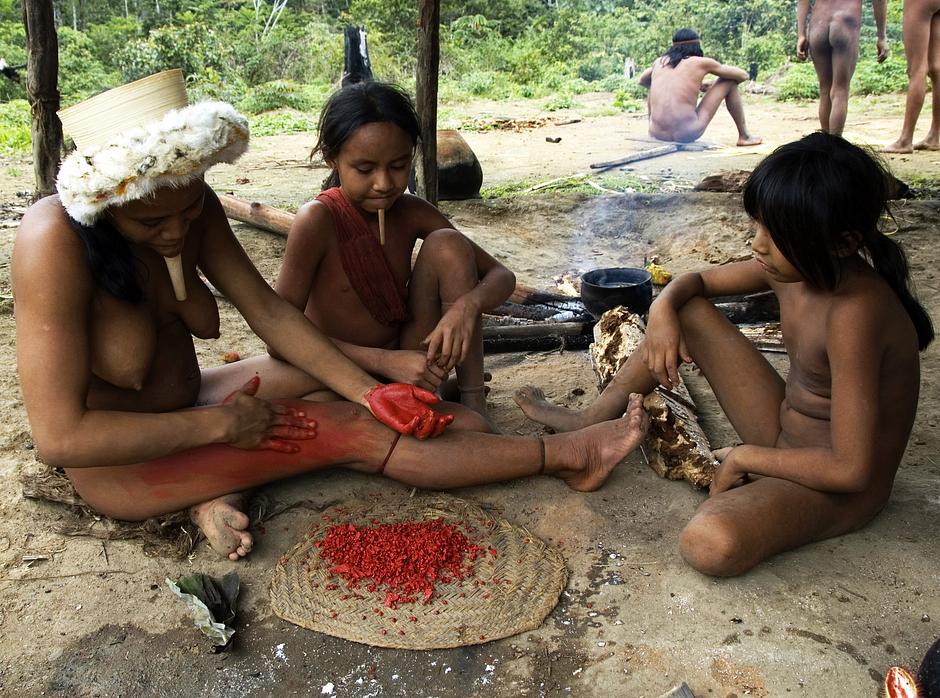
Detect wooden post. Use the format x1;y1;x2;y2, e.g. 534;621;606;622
23;0;62;200
415;0;439;206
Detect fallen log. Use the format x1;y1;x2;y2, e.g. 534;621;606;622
218;193;294;236
712;290;779;324
482;318;593;353
589;306;717;488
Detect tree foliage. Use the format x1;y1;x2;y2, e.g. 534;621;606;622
0;0;909;147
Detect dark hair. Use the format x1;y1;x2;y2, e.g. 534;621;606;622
743;132;934;350
664;28;703;68
312;81;421;190
69;217;144;304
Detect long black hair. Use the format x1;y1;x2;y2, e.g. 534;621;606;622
743;132;934;350
664;28;703;68
312;81;421;190
69;217;144;304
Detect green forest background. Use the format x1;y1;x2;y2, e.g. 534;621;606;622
0;0;908;153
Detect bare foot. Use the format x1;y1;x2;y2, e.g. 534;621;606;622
189;493;253;561
513;385;593;433
736;134;762;147
914;138;940;151
881;140;914;154
546;393;649;492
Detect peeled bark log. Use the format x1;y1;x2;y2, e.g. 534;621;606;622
589;306;717;488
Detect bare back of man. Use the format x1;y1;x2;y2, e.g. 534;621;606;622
798;0;888;135
641;56;761;146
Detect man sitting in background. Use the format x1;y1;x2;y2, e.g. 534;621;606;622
638;28;762;146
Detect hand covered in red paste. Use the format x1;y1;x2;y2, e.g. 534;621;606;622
364;383;454;439
222;376;318;453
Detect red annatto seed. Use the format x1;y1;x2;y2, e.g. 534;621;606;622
398;630;405;636
316;518;483;608
330;612;337;619
409;616;417;622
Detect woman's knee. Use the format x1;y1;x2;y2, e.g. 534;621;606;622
679;512;755;577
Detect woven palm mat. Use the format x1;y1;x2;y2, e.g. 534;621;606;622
270;494;568;650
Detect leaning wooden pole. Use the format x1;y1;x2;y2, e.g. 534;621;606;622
415;0;440;205
22;0;62;199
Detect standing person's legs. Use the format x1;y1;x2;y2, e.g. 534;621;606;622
810;25;836;132
915;11;940;149
401;228;489;418
883;2;935;152
825;19;861;136
515;297;785;444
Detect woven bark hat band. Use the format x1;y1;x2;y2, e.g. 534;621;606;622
56;69;249;225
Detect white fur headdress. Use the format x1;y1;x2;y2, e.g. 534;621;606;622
56;70;249;225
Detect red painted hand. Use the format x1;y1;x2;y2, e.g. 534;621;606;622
364;383;454;439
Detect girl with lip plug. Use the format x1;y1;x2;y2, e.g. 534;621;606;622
274;81;515;423
514;133;933;576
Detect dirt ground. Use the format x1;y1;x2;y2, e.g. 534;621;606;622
0;92;938;697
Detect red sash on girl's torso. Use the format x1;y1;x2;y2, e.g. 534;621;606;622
315;187;409;327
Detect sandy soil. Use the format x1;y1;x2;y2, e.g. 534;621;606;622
0;92;939;697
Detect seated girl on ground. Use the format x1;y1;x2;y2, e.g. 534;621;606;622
273;81;514;422
13;71;649;561
515;132;932;576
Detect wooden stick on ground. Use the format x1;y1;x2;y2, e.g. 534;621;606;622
590;144;679;171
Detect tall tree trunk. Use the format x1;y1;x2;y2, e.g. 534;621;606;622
23;0;62;200
415;0;439;206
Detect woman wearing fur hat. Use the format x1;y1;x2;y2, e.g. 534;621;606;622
12;71;649;560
